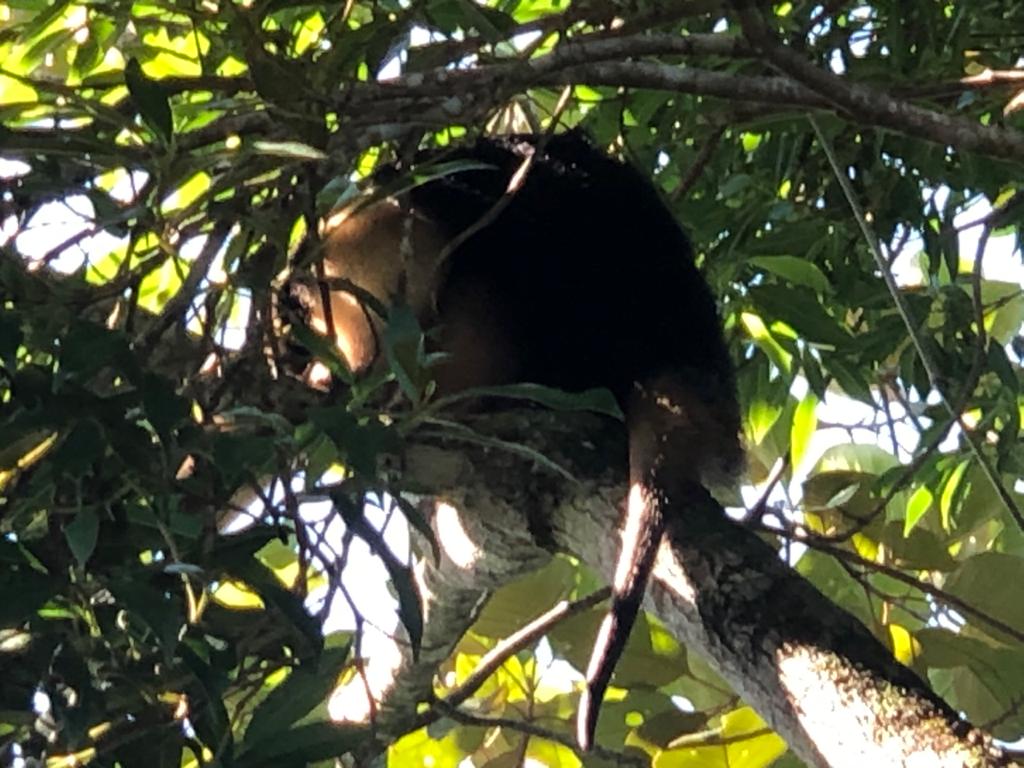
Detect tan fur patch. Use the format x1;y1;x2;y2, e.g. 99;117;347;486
318;199;448;373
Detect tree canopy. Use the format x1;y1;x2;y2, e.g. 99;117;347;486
2;1;1024;766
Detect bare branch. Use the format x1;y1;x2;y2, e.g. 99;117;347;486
441;588;611;710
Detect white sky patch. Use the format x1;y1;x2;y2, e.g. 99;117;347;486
958;201;1023;282
828;48;845;75
226;473;413;722
284;478;410;638
534;636;582;687
378;24;449;80
321;494;412;722
511;30;542;50
376;48;405;81
11;196;125;273
217;289;250;351
826;5;874;73
0;158;30;179
890;192;1022;285
1;164;146;272
105;168;150;204
177;231;253;351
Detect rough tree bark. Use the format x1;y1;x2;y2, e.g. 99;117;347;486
369;410;1010;767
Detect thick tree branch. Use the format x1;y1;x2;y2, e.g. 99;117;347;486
324;29;1024;165
391;411;1009;767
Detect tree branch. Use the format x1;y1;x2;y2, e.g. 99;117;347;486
729;0;1024;162
392;411;1010;767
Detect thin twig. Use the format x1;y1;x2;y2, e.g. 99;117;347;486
774;527;1024;644
134;221;232;356
433;699;644;767
672;125;725;202
442;588;610;709
437;86;575;266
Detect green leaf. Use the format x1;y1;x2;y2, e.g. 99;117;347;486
52;419;104;477
0;537;28;565
309;406;396;477
475;557;575;638
719;173;753;197
109;579;184;652
609;613;687;689
384;303;428;403
789;393;818;471
141;373;190;439
125;58;173;144
244;642;352;746
59;321;136;381
20;0;72;42
64;508;98;566
0;415;54;471
387;557;422;660
878;522;956;571
748;285;850;346
236;721;366;767
179;642;232;755
745;221;829;257
410;159;496;186
944;552;1024;640
917;627;1024;740
0;310;23;368
656;706;786;767
213;432;276;488
825;355;874;404
229;559;323;658
903;485;933;536
741;313;793;374
939;460;969;531
435;383;622;419
250;141;327;161
813;443;899;475
0;570;57;625
795;550;874;629
981;280;1024;345
749;256;830;293
986;343;1018;394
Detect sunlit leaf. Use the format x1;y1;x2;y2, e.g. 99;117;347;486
903;485;934;536
789;393;818;471
749;256;830;294
64;508;98;566
212;579;265;611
